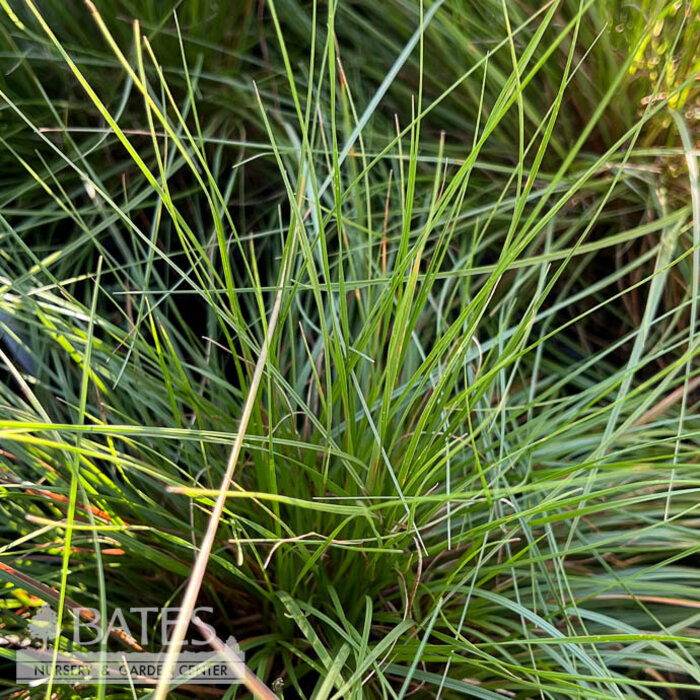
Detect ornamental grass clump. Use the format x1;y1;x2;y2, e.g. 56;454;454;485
0;1;699;698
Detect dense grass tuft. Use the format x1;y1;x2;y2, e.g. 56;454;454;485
0;1;699;698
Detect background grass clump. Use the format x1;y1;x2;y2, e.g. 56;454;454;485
0;0;699;698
